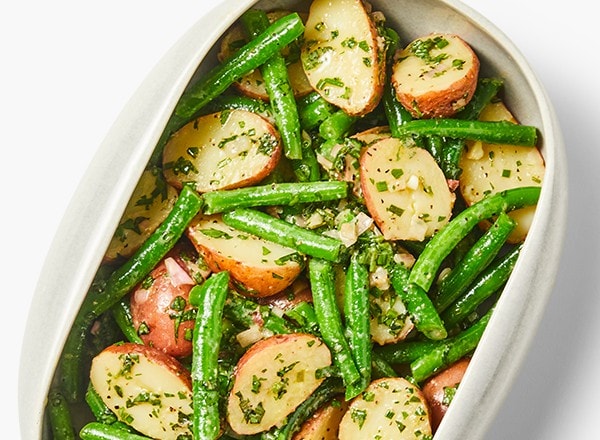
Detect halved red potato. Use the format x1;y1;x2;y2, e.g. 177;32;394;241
392;33;479;118
301;0;385;116
130;254;197;358
90;343;193;440
218;11;312;100
459;101;545;242
292;397;348;440
227;333;332;435
338;377;432;439
162;109;281;192
187;213;303;297
422;357;470;432
104;167;178;262
360;137;455;241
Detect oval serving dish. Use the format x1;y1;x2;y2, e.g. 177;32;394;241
19;0;567;439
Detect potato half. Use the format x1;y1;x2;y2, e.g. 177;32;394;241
227;333;332;435
104;168;178;262
339;377;432;439
459;101;545;242
392;33;479;118
218;11;312;100
90;343;193;440
187;213;303;297
301;0;385;115
162;109;281;192
360;137;455;241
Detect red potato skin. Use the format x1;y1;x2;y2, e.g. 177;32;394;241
99;342;192;389
422;357;471;431
130;257;197;358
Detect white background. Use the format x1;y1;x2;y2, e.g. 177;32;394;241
2;0;598;438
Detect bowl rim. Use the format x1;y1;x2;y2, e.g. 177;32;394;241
19;0;568;439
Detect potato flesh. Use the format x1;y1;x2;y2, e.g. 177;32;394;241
104;169;178;262
301;0;384;115
90;344;193;440
218;11;312;100
338;377;432;439
459;102;545;242
227;333;332;435
392;33;479;118
360;137;454;241
187;214;302;297
162;109;281;192
370;288;414;345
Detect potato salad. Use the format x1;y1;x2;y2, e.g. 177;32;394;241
46;0;545;439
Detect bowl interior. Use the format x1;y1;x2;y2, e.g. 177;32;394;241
22;0;566;439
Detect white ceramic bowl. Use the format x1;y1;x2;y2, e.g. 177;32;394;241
19;0;567;438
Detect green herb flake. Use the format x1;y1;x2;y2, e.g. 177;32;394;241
199;228;232;239
350;408;367;429
375;181;389;192
235;391;265;425
251;375;266;394
391;168;404;178
387;204;405;217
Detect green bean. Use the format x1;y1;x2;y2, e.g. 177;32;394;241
383;80;413;138
298;96;336;131
390;263;447;340
343;255;372;397
434;212;516;312
440;137;464;180
441;244;522;328
298;91;322;108
423;135;444;165
111;298;143;344
319;109;358;140
174;13;305;119
284;301;319;334
222;208;344;262
374;338;441;365
60;185;203;401
202;94;274;123
396;119;538;146
408;186;541;293
455;77;504;121
410;306;494;382
85;383;117;425
308;258;361;396
290;133;321;182
241;9;303;160
202;181;348;214
101;185;203;313
48;389;76;440
265;378;344;440
371;351;398;379
79;422;152;440
190;271;230;440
